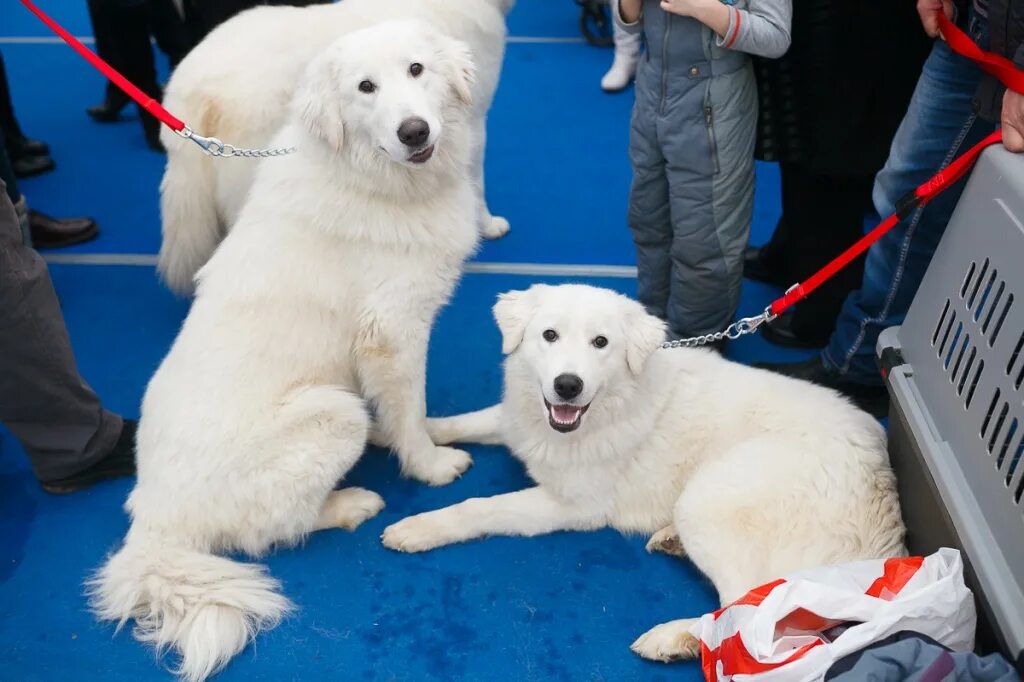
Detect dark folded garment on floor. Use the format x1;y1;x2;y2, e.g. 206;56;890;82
825;631;1018;682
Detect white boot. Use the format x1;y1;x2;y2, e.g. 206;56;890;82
601;20;640;93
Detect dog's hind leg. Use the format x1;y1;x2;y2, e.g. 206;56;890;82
427;405;505;445
645;525;686;557
234;385;370;551
315;488;385;531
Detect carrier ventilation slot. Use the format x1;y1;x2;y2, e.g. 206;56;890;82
933;300;952;346
1010;331;1024;391
957;347;978;395
987;403;1010;455
944;324;964;370
966;259;990;310
988;293;1013;347
937;310;958;359
965;359;985;410
949;333;972;385
980;388;1001;438
996;419;1019;469
960;261;977;298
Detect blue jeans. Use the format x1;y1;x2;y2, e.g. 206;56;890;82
822;22;995;385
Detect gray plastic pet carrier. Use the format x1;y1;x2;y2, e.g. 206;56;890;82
878;146;1024;670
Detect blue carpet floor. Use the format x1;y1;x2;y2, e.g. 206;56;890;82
0;1;817;680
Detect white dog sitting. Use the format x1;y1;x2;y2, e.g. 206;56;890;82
382;284;907;662
89;21;481;682
158;0;514;295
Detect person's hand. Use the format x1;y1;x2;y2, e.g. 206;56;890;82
659;0;716;19
917;0;954;38
1002;89;1024;152
660;0;729;37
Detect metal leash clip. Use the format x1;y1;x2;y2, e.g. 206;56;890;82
661;305;778;349
176;126;297;159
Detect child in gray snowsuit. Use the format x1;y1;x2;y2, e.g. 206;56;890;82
614;0;791;342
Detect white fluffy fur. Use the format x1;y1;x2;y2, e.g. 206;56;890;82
89;21;481;681
382;284;907;662
158;0;514;295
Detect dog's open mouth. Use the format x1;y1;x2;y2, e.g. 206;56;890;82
544;399;590;433
408;145;435;164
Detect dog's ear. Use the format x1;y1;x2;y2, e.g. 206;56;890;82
294;50;344;152
493;286;545;354
441;36;475;106
624;306;666;375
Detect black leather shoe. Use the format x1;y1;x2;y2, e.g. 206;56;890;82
87;98;129;122
761;311;829;349
41;420;138;494
29;210;99;249
12;153;56;178
6;134;50;157
753;357;889;418
744;245;790;288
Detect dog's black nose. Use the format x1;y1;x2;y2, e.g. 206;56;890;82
397;117;430;148
554;374;584;401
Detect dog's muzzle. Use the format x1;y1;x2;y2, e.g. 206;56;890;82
544;398;590;433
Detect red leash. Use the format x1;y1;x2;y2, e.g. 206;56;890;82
20;0;184;130
18;0;294;157
768;12;1020;318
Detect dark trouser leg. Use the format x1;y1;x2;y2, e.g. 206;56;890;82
87;0;131;109
628;103;672;323
0;50;25;143
88;0;162;121
782;168;875;344
148;0;193;67
0;184;122;482
0;124;19;205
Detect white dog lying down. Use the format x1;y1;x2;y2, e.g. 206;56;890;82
382;284;907;662
158;0;514;295
89;21;481;682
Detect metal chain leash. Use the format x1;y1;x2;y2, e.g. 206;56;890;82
661;306;777;349
176;126;297;158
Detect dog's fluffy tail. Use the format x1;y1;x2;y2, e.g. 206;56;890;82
157;139;220;296
88;534;292;682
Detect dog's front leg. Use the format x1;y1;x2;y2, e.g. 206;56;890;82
381;486;603;552
356;322;472;487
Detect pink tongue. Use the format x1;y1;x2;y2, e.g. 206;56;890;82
552;405;580;421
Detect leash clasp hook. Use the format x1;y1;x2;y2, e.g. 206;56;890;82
177;126;230;156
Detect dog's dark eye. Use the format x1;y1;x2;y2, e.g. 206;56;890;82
542;329;558;343
358;80;376;94
409;62;424;77
593;336;608;349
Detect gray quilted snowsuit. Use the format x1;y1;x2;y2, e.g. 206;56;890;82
614;0;791;339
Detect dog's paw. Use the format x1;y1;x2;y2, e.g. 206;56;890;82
645;526;686;557
407;446;473;486
319;487;385;531
480;215;510;240
381;513;454;553
631;620;701;663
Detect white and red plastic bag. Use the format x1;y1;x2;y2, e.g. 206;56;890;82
692;548;976;681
